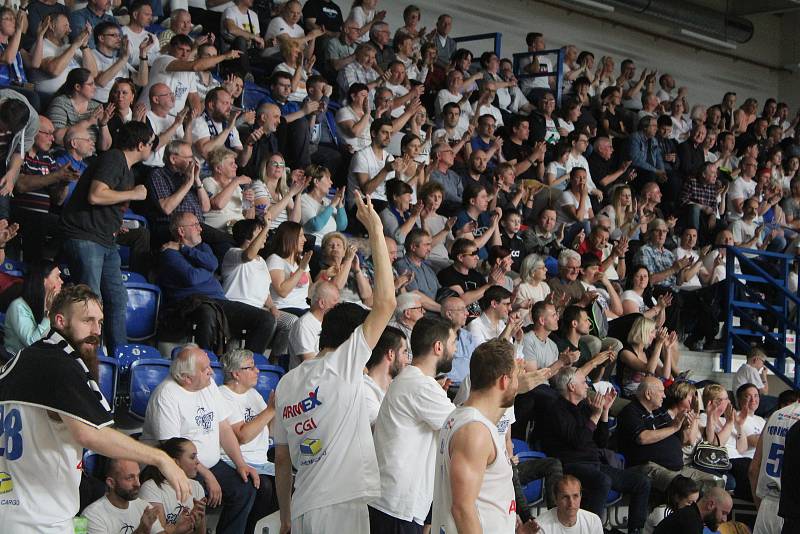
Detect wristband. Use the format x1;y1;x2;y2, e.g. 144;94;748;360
140;56;148;61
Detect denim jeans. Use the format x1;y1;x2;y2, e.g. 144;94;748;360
63;238;128;352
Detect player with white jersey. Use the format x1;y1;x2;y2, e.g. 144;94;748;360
274;191;396;534
369;317;456;531
432;338;539;533
0;284;189;533
750;400;800;534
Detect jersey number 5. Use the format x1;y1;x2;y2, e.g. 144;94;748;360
0;406;23;461
765;442;784;478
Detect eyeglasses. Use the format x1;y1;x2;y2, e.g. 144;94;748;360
239;365;256;371
38;130;55;137
103;33;121;38
461;250;479;257
270;161;286;167
153;92;175;98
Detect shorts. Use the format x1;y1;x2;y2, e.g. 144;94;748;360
292;501;370;534
755;496;783;534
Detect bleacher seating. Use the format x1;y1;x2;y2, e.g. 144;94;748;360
114;343;164;373
128;358;171;420
516;450;547;508
97;356;118;414
125;282;161;342
254;363;285;403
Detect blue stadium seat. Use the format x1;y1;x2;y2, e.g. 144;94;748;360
129;358;171;420
243;81;269;110
512;438;531;455
82;450;105;478
605;452;626;526
254;363;284;403
0;258;26;277
97;356;118;413
115;344;163;373
211;361;224;385
125;282;161;342
516;451;547;506
123;211;149;229
121;271;147;284
253;353;268;366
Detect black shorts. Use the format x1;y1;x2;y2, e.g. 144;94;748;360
367;505;424;534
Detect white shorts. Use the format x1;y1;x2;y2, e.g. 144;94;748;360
754;496;783;534
292;501;370;533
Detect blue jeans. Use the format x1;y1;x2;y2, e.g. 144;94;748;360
63;239;128;352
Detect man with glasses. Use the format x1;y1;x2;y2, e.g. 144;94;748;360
438;237;506;319
428;141;465;215
13;117;79;262
91;21;153;103
633;218;690;290
441;295;476;383
388;292;425;359
143;83;193;169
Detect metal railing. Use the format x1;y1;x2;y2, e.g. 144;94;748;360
453;32;503;58
724;246;799;388
512;48;566;107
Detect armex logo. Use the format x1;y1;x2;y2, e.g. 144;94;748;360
283;387;322;418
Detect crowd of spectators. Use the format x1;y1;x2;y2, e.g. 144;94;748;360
0;0;799;532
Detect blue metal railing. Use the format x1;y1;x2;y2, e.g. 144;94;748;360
724;246;799;388
453;32;503;58
512;48;566;107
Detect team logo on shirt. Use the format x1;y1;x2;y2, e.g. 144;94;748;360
244;407;256;423
300;438;322;456
166;503;189;524
194;407;215;431
282;387;322;419
119;523;136;533
0;472;12;494
294;417;317;435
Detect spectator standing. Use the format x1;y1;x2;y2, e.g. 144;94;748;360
59;121;153;352
363;325;408;425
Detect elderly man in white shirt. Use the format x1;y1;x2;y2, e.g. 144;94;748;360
141;345;260;534
286;280;340;369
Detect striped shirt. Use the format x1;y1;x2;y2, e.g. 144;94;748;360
13;151;58;213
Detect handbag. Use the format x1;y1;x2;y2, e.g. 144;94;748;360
692;440;731;475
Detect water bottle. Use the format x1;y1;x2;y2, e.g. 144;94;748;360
74;517;88;534
242;184;252;211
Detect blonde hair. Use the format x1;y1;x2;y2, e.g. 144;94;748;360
610;185;634;230
701;383;728;406
258;153;290;197
208;147;236;170
627;316;657;346
321;232;347;252
519;254;546;284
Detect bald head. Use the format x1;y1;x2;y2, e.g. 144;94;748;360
64;124;94;158
636;375;666;410
441;296;468;328
257;103;281;133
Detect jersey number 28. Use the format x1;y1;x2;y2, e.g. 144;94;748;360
0;406;23;461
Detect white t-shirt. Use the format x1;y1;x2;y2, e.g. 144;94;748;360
92;49;137;103
287;311;322;368
266;254;311;310
675;247;702;288
221;5;260;42
274;62;308;102
141;379;231;468
371;365;456;524
301;193;339;242
734;362;766;391
273;326;379;520
363;373;384;426
202;176;244;230
192;115;243;152
141;55;198;115
557;190;589;226
220;385;272;468
222;247;272;308
520;54;553;91
726;177;757;221
82;496;163;534
335;105;372;152
144;111;184;167
466;313;506;346
347;146;394;206
435;88;472;131
37;40;82;94
139;478;206;526
122;26;160;69
731;218;759;246
534;508;604;533
264;16;305;56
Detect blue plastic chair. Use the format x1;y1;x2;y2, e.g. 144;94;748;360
0;258;26;277
115;344;163;373
253;353;268;366
516;451;547;506
211;361;224;385
125;282;161;341
82;450;105;478
605;452;626;527
512;438;531;455
97;356;118;413
123;211;149;229
254;363;284;403
121;271;147;284
128;358;171;420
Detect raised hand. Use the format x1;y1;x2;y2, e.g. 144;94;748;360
353;190;383;233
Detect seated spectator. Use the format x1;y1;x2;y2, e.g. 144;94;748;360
301;164;347;242
465;285;515;347
617;376;722;493
0;8;44;109
679;162;724;239
498;57;534;116
304;77;344;177
471;86;504;128
466;114;504;169
596;86;627;141
4;261;62;356
367;21;394;69
503;116;546;182
557;168;594;243
652;487;732;534
629;115;667;185
363;325;408;425
90;21;151;104
499;209;525;272
82;459;169;533
393;31;426;82
157;211;276;352
222;219;298;356
553;303;618;382
337;42;382;98
274;39;311;103
533;476;604;534
156;9;193;50
733;346;770;399
265;0;321;58
315;232;373;307
481;245;515;291
387;292;424;358
219;349;279;532
286;280;340;368
139;438;207;531
598;185;638;239
347;117;397;211
141;345;260;532
644;475;700;534
258;152;306;230
620;265;670;326
379;178;418;244
12;116;79;262
515;255;551;323
437;238;504;319
520;207;569;261
266;221;313;316
143;83;194;169
393;228;442;312
202;147;255;231
192;44;227;101
428;141;465;215
432;102;467;146
416;180;454;271
440;295;475;383
633;218;691;290
106;79;145;144
24;0;69;51
494;163;536;219
221;0;266;75
731;196;785;252
617;316;677;397
47;68;112;153
122;1;159;69
523;300;580;371
69;0;116;49
238;102;282;181
695;384;741;490
728;383;766;500
193;88;246;168
336;82;372;152
546;250;596;307
453;183;501;260
539;367;649;531
36;13;97;96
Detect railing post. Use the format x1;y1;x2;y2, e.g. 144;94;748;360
555;47;565;108
723;246;734;373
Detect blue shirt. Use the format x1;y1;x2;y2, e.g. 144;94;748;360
53;152;87;204
448;328;477;383
0;43;26;86
157;243;226;304
393;256;440;300
628;132;665;174
69;8;117;49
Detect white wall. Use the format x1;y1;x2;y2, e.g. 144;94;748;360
340;0;796;109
